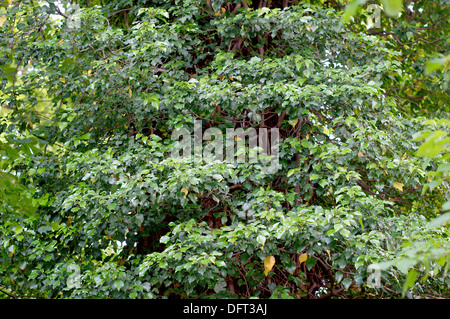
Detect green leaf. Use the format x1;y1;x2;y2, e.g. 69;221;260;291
403;269;419;296
319;179;328;188
79;133;90;140
340;228;351;237
381;0;403;17
335;271;343;283
342;278;353;290
113;280;124;290
342;0;367;23
425;57;446;75
305;256;317;271
160;235;170;244
287;168;297;178
257;234;266;246
129;291;138;298
427;211;450;228
396;258;416;275
14;225;24;234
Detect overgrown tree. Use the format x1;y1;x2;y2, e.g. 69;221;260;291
0;0;448;299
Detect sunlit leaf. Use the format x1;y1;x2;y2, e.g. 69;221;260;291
393;182;404;192
180;187;188;199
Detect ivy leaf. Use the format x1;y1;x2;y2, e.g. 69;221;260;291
298;253;308;264
264;256;276;276
180;187;188;199
113;280;124;290
393;182;404;192
214;278;227;293
342;278;353;290
160;235;170;244
257;234;266;246
305;256;317;271
289;118;299;128
340;229;351;237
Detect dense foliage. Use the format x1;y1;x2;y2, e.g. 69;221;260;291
0;0;448;299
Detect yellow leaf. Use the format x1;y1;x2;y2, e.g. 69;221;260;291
289;118;299;128
358;151;363;157
306;134;309;140
180;187;188;199
128;86;132;98
306;25;311;32
235;136;242;141
259;246;264;251
88;69;92;76
298;253;308;264
264;256;276;276
0;17;6;27
215;7;225;16
326;250;331;261
59;77;66;83
393;182;404;192
323;127;330;135
8;0;12;4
